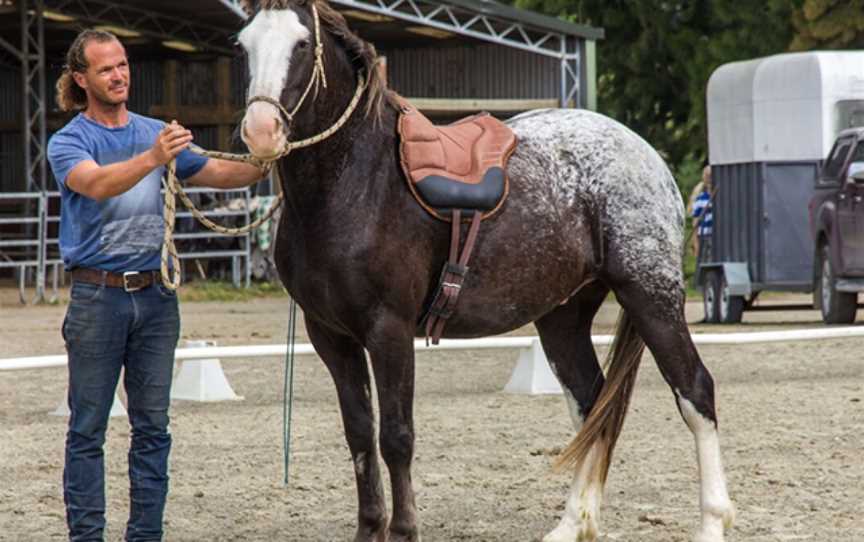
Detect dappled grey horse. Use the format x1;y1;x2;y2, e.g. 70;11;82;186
236;1;735;541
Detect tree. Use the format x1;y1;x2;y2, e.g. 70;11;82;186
512;1;798;194
791;0;864;50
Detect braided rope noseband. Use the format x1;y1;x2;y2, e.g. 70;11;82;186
160;3;367;290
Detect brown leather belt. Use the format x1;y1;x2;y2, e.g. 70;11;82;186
70;268;159;292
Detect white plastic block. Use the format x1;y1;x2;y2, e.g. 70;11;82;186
171;340;242;402
503;338;563;395
52;392;127;418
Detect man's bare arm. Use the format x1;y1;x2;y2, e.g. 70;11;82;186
185;158;267;190
65;122;193;201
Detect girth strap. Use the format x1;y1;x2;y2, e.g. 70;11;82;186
423;209;483;344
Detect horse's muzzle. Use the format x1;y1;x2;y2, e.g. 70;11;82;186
241;103;288;159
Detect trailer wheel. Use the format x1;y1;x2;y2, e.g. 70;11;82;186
719;274;745;324
818;244;857;324
703;271;720;323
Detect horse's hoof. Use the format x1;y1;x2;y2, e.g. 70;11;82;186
353;533;387;542
722;502;736;529
542;517;598;542
353;526;388;542
388;527;420;542
693;500;735;542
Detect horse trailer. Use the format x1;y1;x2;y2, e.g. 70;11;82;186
701;51;864;323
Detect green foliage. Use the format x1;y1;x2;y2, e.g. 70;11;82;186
674;154;706;207
178;280;287;302
512;0;799;190
791;0;864;49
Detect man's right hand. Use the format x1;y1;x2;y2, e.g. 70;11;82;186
150;120;193;166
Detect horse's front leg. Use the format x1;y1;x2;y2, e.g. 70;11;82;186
366;314;420;542
306;317;388;542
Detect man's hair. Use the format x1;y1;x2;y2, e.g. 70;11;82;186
55;29;119;112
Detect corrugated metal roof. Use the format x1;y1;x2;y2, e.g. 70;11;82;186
444;0;603;40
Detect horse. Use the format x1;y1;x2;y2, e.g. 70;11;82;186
235;1;735;541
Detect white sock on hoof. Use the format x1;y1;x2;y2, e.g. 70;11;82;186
678;394;735;542
543;442;604;542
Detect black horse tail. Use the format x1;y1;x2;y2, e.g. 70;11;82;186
554;310;645;483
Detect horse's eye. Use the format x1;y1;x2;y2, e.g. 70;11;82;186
297;40;310;50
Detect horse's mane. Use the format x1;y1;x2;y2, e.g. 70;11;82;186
257;0;398;123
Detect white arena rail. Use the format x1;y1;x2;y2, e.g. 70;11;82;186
3;326;864;372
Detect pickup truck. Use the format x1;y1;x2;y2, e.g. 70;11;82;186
809;127;864;323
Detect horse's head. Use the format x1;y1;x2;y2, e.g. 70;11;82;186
238;0;395;160
238;1;322;159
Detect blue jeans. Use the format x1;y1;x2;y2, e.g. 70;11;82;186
62;279;180;542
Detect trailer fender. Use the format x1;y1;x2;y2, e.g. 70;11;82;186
698;262;752;297
816;202;835;242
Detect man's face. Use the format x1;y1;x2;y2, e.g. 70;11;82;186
73;39;130;107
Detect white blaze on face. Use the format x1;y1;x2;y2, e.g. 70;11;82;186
238;8;310;158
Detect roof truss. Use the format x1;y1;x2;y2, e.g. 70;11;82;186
43;0;236;54
331;0;575;59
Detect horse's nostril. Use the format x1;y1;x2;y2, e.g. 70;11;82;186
241;121;250;140
274;117;283;134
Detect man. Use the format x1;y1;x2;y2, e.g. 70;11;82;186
47;29;265;541
691;165;714;263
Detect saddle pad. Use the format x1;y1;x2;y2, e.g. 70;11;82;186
398;102;517;221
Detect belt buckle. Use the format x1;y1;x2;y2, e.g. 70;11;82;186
123;271;145;292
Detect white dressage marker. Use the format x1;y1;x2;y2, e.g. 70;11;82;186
171;340;242;402
503;338;562;394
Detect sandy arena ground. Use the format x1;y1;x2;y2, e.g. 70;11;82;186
0;288;862;541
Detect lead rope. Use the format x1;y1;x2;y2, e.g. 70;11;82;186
282;297;298;485
158;3;364;486
160;0;365;292
159;73;366;291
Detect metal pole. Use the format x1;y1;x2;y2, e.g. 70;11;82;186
559;37;567;108
245;189;251;288
35;0;46;302
20;0;32;192
19;0;34;298
573;38;582;108
36;0;46;194
19;0;47;302
35;192;46;303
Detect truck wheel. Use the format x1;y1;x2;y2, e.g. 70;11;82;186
719;274;744;324
818;244;857;324
703;271;720;323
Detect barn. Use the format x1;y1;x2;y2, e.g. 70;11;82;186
0;0;602;299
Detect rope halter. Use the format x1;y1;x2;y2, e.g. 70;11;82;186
160;2;368;291
246;3;328;144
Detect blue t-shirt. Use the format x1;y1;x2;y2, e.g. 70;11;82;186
47;112;208;272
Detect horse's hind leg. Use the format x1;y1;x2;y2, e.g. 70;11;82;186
306;317;388;542
534;282;609;541
612;278;735;542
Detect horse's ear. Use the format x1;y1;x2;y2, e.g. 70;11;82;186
239;0;256;16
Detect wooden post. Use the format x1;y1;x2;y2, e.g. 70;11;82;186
377;55;387;86
163;60;178;122
216;57;232;151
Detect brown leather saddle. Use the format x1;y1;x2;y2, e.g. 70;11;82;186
398;104;516;221
397;100;518;343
